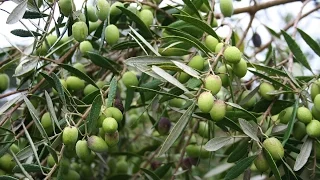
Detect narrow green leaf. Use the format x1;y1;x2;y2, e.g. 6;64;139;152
82;90;100;104
111;41;140;50
87;52;119;74
87;94;102;134
6;0;28;24
16;140;45;161
133;86;184;100
263;148;281;180
107;77;117;108
204;163;234;178
238;119;259;142
158;103;195;156
59;64;98;88
227;140;249;163
181;0;201;19
0;95;22;115
44;91;61;131
281;30;312;72
0;175;19;180
154;163;173;178
23;11;48;19
11;29;41;37
22;124;44;174
51;73;66;105
125;87;135;111
118;7;153;38
174;14;219;40
247;63;287;76
282;99;298;145
0;142;13;158
152;65;190;94
13;57;38;78
172;60;200;79
45;144;58;164
225;102;256;120
126;56;178;67
239;87;259;106
264;26;280;38
294;138;313;171
297;28;320;58
12;163;51;173
140;168;161;180
248;68;292;90
225;155;257;180
204;136;232;151
129;26;160;56
23;95;50;143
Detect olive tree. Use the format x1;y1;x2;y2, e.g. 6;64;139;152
0;0;320;179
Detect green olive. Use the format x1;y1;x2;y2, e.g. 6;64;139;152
139;9;154;27
223;46;241;64
79;41;93;54
232;58;247;78
96;0;110;21
259;82;275;101
198;92;214;113
209;100;226;121
297;106;312;124
0;73;9;93
263;137;284;161
306;120;320;138
220;0;234;17
72;22;88;42
105;24;120;45
102;117;118;134
204;74;222;95
254;153;269;172
66;76;85;91
87;135;108;153
205;35;219;52
122;71;138;88
41;112;52;129
62;126;78;145
110;2;124;16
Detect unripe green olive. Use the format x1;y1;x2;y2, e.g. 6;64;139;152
105;131;119;147
98;107;113;126
254;153;269;172
0;153;15;172
139;9;154;27
177;72;190;83
215;42;224;53
297;106;312;124
72;22;88;42
232;58;247;78
62;126;78;145
79;41;93;55
87;5;98;22
197;121;209;138
188;55;204;71
47;154;55;167
210;100;226;121
66;76;85;91
279;106;293;124
306;120;320;138
41;112;52;129
220;0;234;17
36;43;48;55
205;35;219;52
102;117;118;134
204;74;222;95
63;170;80;180
186;144;200;158
96;0;110;20
217;64;233;87
46;35;57;47
240;90;257;109
0;73;9;93
263;137;284;161
10;144;20;154
211;18;218;27
84;84;98;96
110;2;124;16
259;82;275;101
293;121;306;140
311;82;320;101
122;71;138;88
105;24;120;45
314;94;320;112
199;3;210;13
107;107;123;123
89;21;101;33
223;46;241;64
75;140;90;161
198;92;214;113
58;0;73;16
312;105;320;120
88;135;108;153
169;98;185;108
116;160;128;174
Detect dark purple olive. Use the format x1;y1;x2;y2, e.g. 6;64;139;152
157;117;171;135
252;33;262;47
113;98;124;113
181;158;192;170
150;161;161;171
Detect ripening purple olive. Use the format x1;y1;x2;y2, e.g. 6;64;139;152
252;33;262;47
